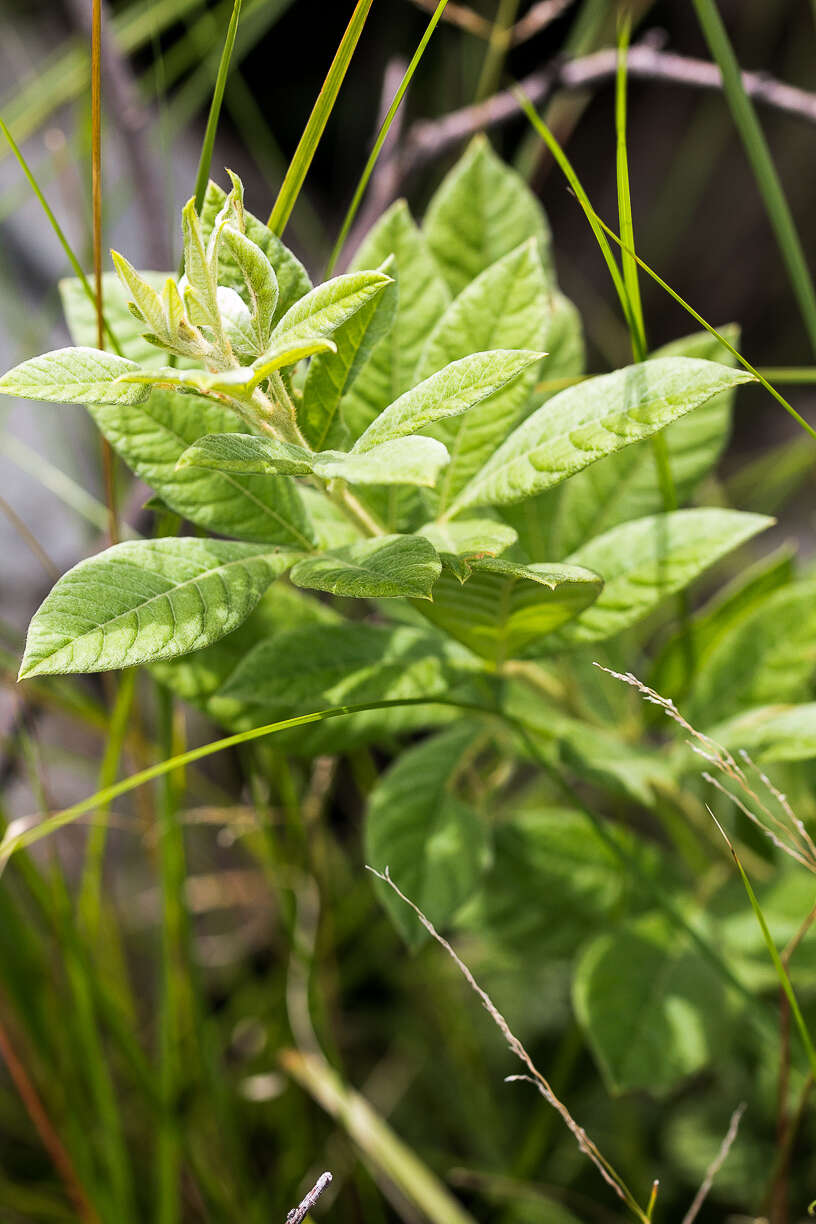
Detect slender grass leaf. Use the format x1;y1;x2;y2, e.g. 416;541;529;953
20;539;298;677
190;0;243;214
423;134;554;296
354;349;543;453
417;241;549;508
366;723;488;949
419;558;602;664
85;389;316;547
291;533;441;599
267;0;374;235
450;357;755;514
342;200;451;442
574;913;730;1095
614;19;646;361
0;347;150;406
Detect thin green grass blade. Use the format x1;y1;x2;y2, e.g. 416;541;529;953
692;0;816;355
267;0;375;236
515;90;816;445
0;118;123;355
191;0;243;215
327;0;450;274
614;20;646;362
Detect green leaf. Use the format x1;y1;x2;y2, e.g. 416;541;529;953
545;509;772;648
301;257;397;452
268;270;391;357
220;621;480;712
419;558;602;664
291;534;441;599
423;134;554;296
418;518;517;581
199;180;312;324
574;913;730;1095
178;432;449;488
707;703;816;764
686;578;816;726
341;200;451;442
354;350;543;453
532;328;742;558
0;347;150;406
85;389;316;548
366;723;489;949
451;356;755;514
220;225;279;352
60;273;169;365
20;539;298;677
417;241;549;508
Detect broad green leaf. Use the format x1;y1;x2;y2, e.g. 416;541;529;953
220;621;481;712
459;808;632;956
354;349;543;453
423;134;554;296
268;270;391;354
178;433;449;488
301;257;397;452
650;545;795;703
574;913;730;1095
342;200;451;441
199;180;311;323
545;509;772;648
20;539;298;677
366;723;489;949
451;357;755;514
419;558;602;664
60;272;169;365
418;518;517;581
707;703;816;764
0;347;150;406
686;578;816;726
533;328;742;558
85;389;316;548
290;533;441;599
417;241;549;508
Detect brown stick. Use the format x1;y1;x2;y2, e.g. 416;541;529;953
0;1011;100;1223
285;1171;333;1224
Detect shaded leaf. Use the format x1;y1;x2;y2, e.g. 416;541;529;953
290;533;441;599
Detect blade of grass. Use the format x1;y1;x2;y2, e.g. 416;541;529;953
190;0;243;215
267;0;375;236
614;18;646;362
474;0;522;103
692;0;816;356
327;0;450;274
515;85;816;444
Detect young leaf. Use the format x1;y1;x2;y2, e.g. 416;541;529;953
301;257;397;452
60;273;169;366
423;134;554;295
341;200;451;441
451;356;755;514
574;914;730;1095
20;539;299;677
267;270;391;354
418;518;517;581
366;723;489;949
290;534;441;599
220;621;480;712
353;349;543;453
0;347;151;406
545;509;773;648
417;240;549;507
177;434;314;476
419;558;602;664
199;180;312;324
85;390;316;548
540;328;742;558
220;225;279;352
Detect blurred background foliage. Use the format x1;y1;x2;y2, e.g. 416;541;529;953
1;2;816;1222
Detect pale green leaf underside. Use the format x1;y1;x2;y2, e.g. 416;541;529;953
451;357;756;513
419;557;602;663
20;539;298;677
366;722;488;948
0;347;150;406
290;533;441;599
269;270;391;353
546;508;773;648
179;432;450;488
354;349;544;453
59;273;169;365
